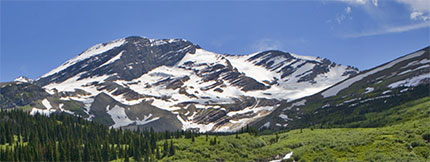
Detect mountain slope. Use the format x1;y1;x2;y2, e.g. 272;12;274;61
8;36;357;132
251;47;430;130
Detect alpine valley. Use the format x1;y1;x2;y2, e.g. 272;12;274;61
1;36;429;161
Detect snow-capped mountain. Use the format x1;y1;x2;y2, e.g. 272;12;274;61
25;36;358;132
252;47;430;130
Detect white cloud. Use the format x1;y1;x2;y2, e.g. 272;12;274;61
396;0;430;21
252;39;283;52
336;14;347;24
345;6;352;13
338;0;378;7
410;11;426;20
372;0;378;7
411;12;430;21
340;0;366;5
343;21;430;38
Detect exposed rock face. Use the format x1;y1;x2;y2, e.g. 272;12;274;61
24;36;359;132
0;82;50;109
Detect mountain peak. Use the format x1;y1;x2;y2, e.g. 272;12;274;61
14;76;33;83
124;36;193;46
37;36;198;85
33;36;360;132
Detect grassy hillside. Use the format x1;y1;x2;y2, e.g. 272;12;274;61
159;97;430;162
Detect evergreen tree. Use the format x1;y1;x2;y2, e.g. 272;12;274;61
133;144;141;161
163;140;169;157
102;141;110;161
156;147;161;159
169;140;175;156
83;144;90;161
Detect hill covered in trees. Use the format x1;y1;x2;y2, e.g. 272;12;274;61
0;110;186;161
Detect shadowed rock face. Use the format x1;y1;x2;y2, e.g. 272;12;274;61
90;93;117;126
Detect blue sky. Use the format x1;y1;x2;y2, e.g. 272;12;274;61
1;0;429;82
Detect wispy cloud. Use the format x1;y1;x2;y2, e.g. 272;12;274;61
329;0;378;25
336;6;353;24
396;0;430;21
337;0;378;7
252;38;283;52
343;21;430;38
340;0;429;21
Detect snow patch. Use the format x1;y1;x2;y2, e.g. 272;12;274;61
30;108;55;116
41;99;52;110
177;115;215;132
107;105;159;128
261;122;270;129
279;114;290;121
100;51;125;67
284;99;306;111
270;152;293;162
399;64;429;75
321;103;330;109
364;87;374;94
402;58;430;69
388;73;429;88
382;90;392;95
135;114;160;125
227;105;275;117
14;76;32;83
107;105;134;128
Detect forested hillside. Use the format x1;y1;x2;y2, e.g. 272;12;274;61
1;97;429;161
0;110;192;161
